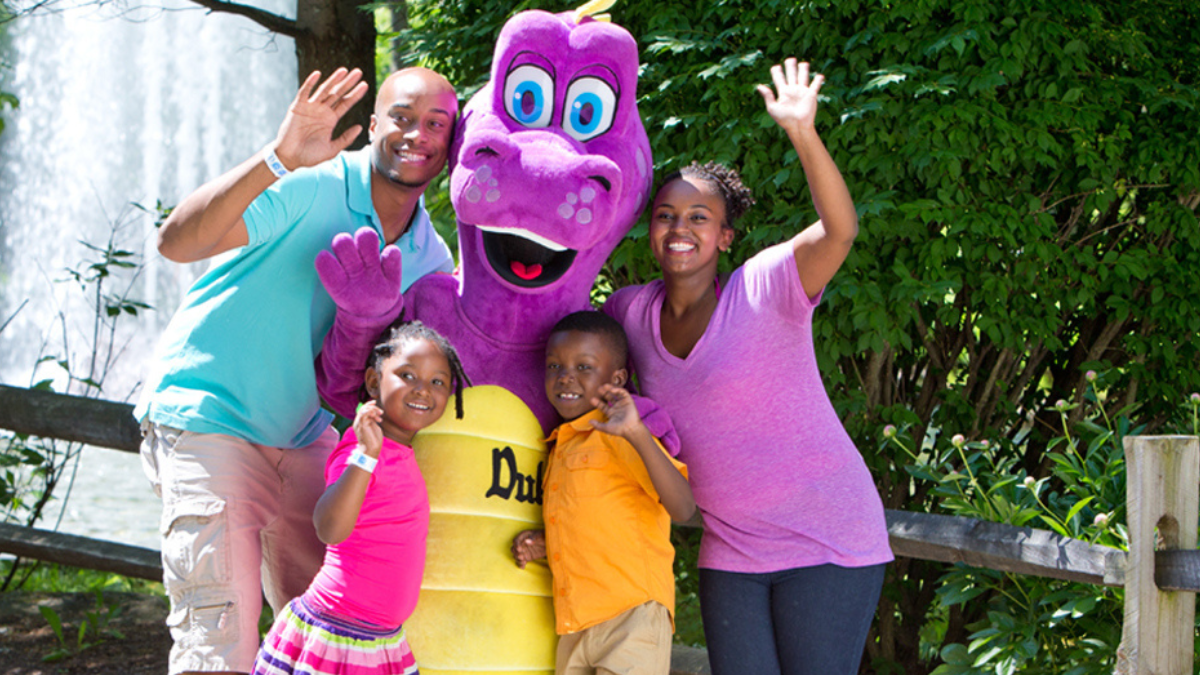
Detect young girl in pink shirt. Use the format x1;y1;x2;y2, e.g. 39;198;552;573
253;321;468;675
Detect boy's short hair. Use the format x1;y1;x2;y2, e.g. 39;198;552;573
549;311;629;367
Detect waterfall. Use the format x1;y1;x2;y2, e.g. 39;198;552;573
0;0;296;549
0;0;297;401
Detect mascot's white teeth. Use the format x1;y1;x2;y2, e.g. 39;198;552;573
476;225;567;252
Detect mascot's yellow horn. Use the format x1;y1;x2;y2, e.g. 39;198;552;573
574;0;615;23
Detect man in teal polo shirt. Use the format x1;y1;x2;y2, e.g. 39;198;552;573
135;66;458;675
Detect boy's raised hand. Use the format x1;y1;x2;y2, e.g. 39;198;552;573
353;400;385;459
273;68;369;172
589;384;643;439
756;57;823;137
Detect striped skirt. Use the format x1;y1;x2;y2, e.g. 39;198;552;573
252;595;419;675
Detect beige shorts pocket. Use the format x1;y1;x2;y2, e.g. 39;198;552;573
166;588;240;651
161;497;231;589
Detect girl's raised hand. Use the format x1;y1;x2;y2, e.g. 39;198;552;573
756;58;824;136
353;400;385;458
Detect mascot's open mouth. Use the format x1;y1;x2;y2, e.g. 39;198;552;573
480;227;577;288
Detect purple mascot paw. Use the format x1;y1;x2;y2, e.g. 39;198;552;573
315;227;405;319
632;393;682;457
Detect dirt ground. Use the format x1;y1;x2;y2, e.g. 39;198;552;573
0;591;171;675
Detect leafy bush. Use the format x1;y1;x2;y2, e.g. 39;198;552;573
883;383;1199;674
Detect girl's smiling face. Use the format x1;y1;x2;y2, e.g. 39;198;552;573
649;176;734;277
365;338;452;445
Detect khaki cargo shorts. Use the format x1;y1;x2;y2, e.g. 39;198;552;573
140;421;335;674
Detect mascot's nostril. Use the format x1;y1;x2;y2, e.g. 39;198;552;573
475;147;500;158
588;175;612;192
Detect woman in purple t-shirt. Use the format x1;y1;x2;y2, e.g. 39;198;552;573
604;59;892;675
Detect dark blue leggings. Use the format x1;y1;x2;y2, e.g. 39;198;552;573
699;563;886;675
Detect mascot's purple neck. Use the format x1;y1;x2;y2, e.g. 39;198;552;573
405;8;653;433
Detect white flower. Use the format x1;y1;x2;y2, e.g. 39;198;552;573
1023;476;1036;490
883;425;897;439
951;434;966;448
1093;513;1110;527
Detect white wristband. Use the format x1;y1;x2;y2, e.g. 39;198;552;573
347;450;378;474
263;146;290;178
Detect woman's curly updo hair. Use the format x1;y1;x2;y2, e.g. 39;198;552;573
658;161;757;232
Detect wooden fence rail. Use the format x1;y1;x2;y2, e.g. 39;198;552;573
1;385;1197;674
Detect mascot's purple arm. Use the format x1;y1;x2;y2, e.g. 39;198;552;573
314;9;679;452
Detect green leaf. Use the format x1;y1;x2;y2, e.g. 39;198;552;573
1039;514;1070;537
1063;495;1095;527
39;606;66;645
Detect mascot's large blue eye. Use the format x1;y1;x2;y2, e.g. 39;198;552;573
503;65;554;128
563;77;616;142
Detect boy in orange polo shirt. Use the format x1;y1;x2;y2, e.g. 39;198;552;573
512;310;696;675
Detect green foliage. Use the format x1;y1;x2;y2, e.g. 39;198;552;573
400;1;1199;670
671;526;704;647
38;590;127;662
0;561;157;663
883;381;1200;674
1;0;16;135
0;559;164;594
1;216;151;590
0;89;16;136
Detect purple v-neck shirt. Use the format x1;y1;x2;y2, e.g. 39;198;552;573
605;242;892;573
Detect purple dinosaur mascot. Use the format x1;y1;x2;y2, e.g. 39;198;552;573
315;4;659;672
315;6;653;433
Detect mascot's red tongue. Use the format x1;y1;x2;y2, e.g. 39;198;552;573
510;261;543;280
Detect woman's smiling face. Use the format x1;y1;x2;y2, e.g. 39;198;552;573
649;175;734;277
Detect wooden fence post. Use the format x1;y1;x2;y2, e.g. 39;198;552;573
1117;436;1199;675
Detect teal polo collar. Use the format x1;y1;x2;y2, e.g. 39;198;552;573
346;147;376;222
344;147;428;253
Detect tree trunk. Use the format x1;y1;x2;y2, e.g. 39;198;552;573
295;0;377;149
389;1;409;74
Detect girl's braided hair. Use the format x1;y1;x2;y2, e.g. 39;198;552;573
365;320;471;419
659;161;756;232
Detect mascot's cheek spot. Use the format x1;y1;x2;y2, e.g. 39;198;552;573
511;261;544;280
558;203;575;219
580;187;596;203
576;209;593;225
465;165;501;204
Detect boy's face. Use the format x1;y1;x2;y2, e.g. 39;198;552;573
544;330;627;422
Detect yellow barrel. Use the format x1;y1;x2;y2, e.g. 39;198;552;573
406;385;557;674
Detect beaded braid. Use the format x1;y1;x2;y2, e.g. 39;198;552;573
367;321;472;419
661;161;757;232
